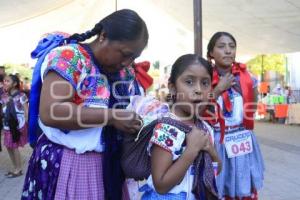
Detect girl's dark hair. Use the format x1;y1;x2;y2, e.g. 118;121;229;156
207;32;236;60
0;74;4;82
66;9;148;46
8;74;20;90
169;54;213;84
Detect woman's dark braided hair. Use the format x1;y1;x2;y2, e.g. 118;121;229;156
65;9;149;45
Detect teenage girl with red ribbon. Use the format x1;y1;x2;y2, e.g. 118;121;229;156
207;32;265;200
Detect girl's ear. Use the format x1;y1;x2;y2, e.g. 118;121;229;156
168;82;176;95
167;82;176;104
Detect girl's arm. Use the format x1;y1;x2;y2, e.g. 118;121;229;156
151;126;209;194
39;71;141;133
151;145;198;194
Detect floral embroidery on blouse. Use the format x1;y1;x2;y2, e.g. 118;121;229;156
150;123;186;160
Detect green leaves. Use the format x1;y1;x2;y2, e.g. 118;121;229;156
246;54;286;76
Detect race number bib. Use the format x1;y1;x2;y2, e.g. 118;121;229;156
224;130;253;158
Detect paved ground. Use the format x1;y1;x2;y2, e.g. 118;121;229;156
0;121;299;200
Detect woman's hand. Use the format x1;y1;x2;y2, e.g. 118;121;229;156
214;73;236;98
109;110;142;134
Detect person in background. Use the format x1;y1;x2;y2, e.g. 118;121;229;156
1;74;28;177
15;73;24;92
0;66;6;76
207;31;264;200
0;74;4;152
23;77;31;98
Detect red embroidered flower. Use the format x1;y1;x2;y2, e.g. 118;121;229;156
96;87;110;98
165;138;173;147
61;49;74;60
78;89;91;99
155;123;162;129
73;71;80;83
79;46;90;59
73;93;84;105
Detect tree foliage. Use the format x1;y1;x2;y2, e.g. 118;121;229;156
3;63;32;80
246;54;286;76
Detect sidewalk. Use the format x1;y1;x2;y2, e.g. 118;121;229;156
0;122;300;199
0;142;31;200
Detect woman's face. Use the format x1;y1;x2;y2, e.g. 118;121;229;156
94;36;145;73
210;35;236;68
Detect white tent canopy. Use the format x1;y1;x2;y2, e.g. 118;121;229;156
1;0;300;64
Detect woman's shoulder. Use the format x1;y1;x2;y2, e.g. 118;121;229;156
43;44;97;79
48;44;91;62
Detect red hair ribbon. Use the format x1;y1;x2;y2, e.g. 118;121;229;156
133;61;153;91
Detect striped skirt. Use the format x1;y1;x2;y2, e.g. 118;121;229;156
3;124;28;149
21;134;130;200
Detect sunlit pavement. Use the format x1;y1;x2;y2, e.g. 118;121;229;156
0;121;299;200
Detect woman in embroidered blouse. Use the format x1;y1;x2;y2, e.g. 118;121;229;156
141;54;221;199
22;9;148;200
207;32;264;200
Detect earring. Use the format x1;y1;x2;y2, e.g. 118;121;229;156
99;36;104;43
208;92;215;100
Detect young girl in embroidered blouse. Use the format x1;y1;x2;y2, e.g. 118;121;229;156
207;32;264;200
141;54;221;199
1;74;28;178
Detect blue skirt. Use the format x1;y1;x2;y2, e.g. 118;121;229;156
214;128;265;198
140;184;187;200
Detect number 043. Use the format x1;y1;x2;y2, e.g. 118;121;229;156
231;141;251;154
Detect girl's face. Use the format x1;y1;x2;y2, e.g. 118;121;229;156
210;35;236;68
170;63;211;120
3;76;15;92
94;35;145;73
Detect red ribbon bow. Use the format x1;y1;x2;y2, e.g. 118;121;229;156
134;61;153;91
